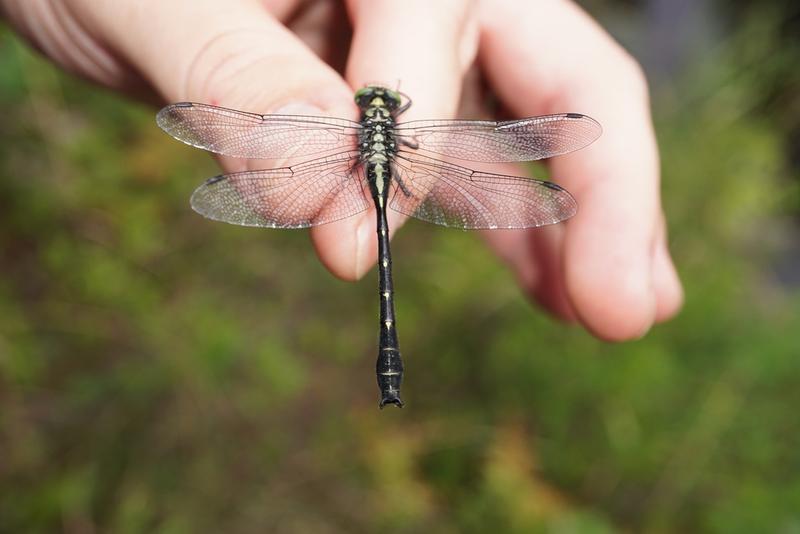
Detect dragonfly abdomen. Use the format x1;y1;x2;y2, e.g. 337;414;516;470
373;224;404;408
367;157;404;408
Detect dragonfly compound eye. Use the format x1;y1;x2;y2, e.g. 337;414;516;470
355;86;379;108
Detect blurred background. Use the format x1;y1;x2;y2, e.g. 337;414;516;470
1;0;799;532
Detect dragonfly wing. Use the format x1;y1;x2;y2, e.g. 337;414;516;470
157;103;362;159
389;153;577;230
394;114;601;162
191;151;370;228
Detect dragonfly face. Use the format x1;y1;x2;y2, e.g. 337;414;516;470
156;85;602;408
354;86;403;112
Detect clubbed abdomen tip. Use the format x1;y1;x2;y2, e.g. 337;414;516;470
379;395;404;409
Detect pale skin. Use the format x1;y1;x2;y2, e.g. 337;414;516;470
1;0;683;341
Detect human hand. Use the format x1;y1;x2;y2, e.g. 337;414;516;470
1;0;682;341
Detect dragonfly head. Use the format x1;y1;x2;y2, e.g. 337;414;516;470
355;85;403;112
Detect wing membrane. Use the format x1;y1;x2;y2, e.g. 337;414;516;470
390;153;576;230
190;151;370;228
157;103;361;159
394;114;601;163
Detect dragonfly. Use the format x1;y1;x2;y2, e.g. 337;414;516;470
156;85;601;408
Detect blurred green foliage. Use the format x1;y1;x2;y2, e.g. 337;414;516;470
1;4;800;533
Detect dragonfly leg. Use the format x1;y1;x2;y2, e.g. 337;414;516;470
396;98;413;115
398;137;419;150
393;167;413;197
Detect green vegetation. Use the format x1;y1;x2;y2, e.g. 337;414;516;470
1;6;799;532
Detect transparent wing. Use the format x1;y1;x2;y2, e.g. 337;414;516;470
190;151;370;228
389;153;577;230
157;102;362;159
394;113;601;163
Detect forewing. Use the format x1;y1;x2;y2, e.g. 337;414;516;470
157;103;361;159
390;154;577;230
190;151;370;228
394;114;601;163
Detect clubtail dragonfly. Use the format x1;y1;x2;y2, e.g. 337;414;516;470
156;85;601;408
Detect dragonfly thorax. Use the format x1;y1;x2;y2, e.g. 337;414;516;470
357;87;400;167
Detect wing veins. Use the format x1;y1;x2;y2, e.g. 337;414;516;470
391;153;576;229
191;151;368;228
393;114;601;163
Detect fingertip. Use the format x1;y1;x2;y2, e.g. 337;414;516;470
566;240;657;342
576;281;657;342
310;212;375;282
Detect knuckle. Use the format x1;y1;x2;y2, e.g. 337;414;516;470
183;28;268;103
183;29;237;101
